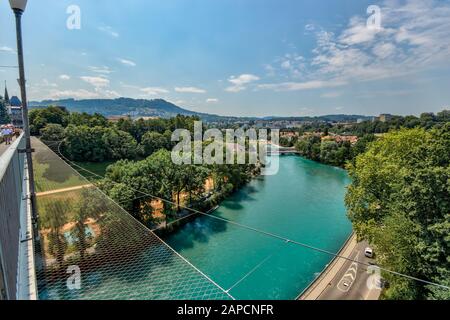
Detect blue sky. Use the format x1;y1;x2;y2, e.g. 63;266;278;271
1;0;449;117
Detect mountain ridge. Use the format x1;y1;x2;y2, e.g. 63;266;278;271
30;97;372;122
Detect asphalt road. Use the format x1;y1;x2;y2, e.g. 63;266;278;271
318;241;382;300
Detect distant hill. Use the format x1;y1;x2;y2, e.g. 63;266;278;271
29;97;371;123
30;97;216;118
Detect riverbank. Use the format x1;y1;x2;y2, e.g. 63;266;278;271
153;163;261;234
298;233;356;300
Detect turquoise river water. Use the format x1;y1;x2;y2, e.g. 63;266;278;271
162;155;352;300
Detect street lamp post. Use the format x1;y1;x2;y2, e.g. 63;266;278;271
9;0;38;223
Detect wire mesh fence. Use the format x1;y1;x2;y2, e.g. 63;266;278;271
32;137;232;300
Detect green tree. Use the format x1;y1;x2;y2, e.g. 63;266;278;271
0;100;10;124
29;106;69;135
140;131;170;156
104;159;160;223
350;134;376;162
97;180;137;217
63;125;108;162
69;112;108;127
40;124;65;142
436;110;450;123
115;117;134;135
102;128;138;160
320;141;339;166
184;165;209;206
147;149;180;215
295;136;321;161
345;126;450;300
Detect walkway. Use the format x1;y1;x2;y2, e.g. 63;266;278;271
0;143;8;157
0;136;18;157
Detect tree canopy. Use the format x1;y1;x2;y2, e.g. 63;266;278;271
29;106;70;135
0;100;11;125
345;125;450;300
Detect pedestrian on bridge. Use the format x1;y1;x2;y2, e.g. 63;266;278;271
1;126;13;145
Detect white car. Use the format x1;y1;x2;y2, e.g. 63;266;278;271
365;247;374;258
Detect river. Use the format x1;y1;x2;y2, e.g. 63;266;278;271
162;155;352;300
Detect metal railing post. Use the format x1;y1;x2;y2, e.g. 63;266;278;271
13;9;38;232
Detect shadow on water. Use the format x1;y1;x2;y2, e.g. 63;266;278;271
220;185;260;211
221;201;245;211
161;180;266;251
162;215;229;251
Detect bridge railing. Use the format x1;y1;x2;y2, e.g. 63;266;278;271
0;134;26;300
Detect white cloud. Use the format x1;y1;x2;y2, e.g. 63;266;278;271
140;87;169;95
0;46;15;54
281;60;291;70
338;16;384;45
102;90;121;98
225;86;246;93
263;53;305;79
175;87;206;94
48;89;100;100
206;98;219;103
42;79;58;88
117;58;136;67
59;74;71;80
98;26;119;38
258;79;347;92
305;24;315;31
264;64;276;76
278;53;305;77
80;76;110;88
47;89;120;100
372;42;396;59
298;107;314;115
321;91;342;98
265;0;450;91
120;83;170;96
226;74;260;92
316;0;450;80
228;74;260;86
88;66;113;74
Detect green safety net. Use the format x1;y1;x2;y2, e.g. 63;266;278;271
32;138;232;300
